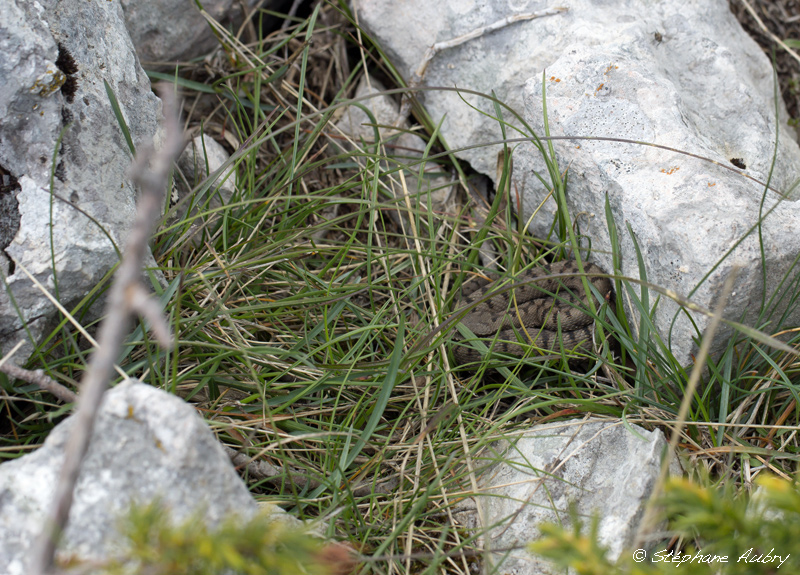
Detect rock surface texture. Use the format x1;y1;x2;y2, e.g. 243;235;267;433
170;133;237;245
120;0;267;67
333;76;454;220
0;381;287;574
357;0;800;363
477;418;674;575
0;0;162;362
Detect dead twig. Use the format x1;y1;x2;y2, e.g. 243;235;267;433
224;445;322;489
29;85;184;575
281;0;305;30
223;446;399;496
0;363;77;404
738;0;800;67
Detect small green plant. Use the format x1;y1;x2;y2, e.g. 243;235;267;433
82;502;348;575
530;474;800;574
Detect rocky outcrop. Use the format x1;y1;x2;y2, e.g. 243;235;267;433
0;0;162;363
475;418;678;575
356;0;800;363
0;381;294;574
120;0;266;67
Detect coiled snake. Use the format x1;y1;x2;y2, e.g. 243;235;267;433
452;260;613;366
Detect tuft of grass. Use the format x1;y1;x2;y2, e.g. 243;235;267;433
2;2;800;573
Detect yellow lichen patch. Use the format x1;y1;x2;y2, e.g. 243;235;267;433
29;64;65;97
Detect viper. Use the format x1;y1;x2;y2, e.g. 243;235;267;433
452;260;614;367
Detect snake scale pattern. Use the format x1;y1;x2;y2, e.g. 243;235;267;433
452;260;613;367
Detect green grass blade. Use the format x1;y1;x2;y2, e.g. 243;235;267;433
104;79;135;156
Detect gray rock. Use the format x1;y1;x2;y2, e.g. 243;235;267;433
515;15;800;365
357;0;568;179
120;0;267;67
176;134;236;203
0;381;291;574
356;0;800;364
476;418;677;575
332;76;454;221
0;0;161;363
169;134;237;245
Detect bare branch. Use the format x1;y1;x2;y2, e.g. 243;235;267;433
0;363;77;404
223;445;399;496
223;445;322;490
129;283;173;348
0;340;77;404
29;85;184;575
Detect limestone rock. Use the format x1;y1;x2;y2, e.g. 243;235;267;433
169;134;237;245
476;418;677;575
515;12;800;364
120;0;270;67
356;0;800;364
0;0;162;363
332;75;454;221
0;381;293;574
